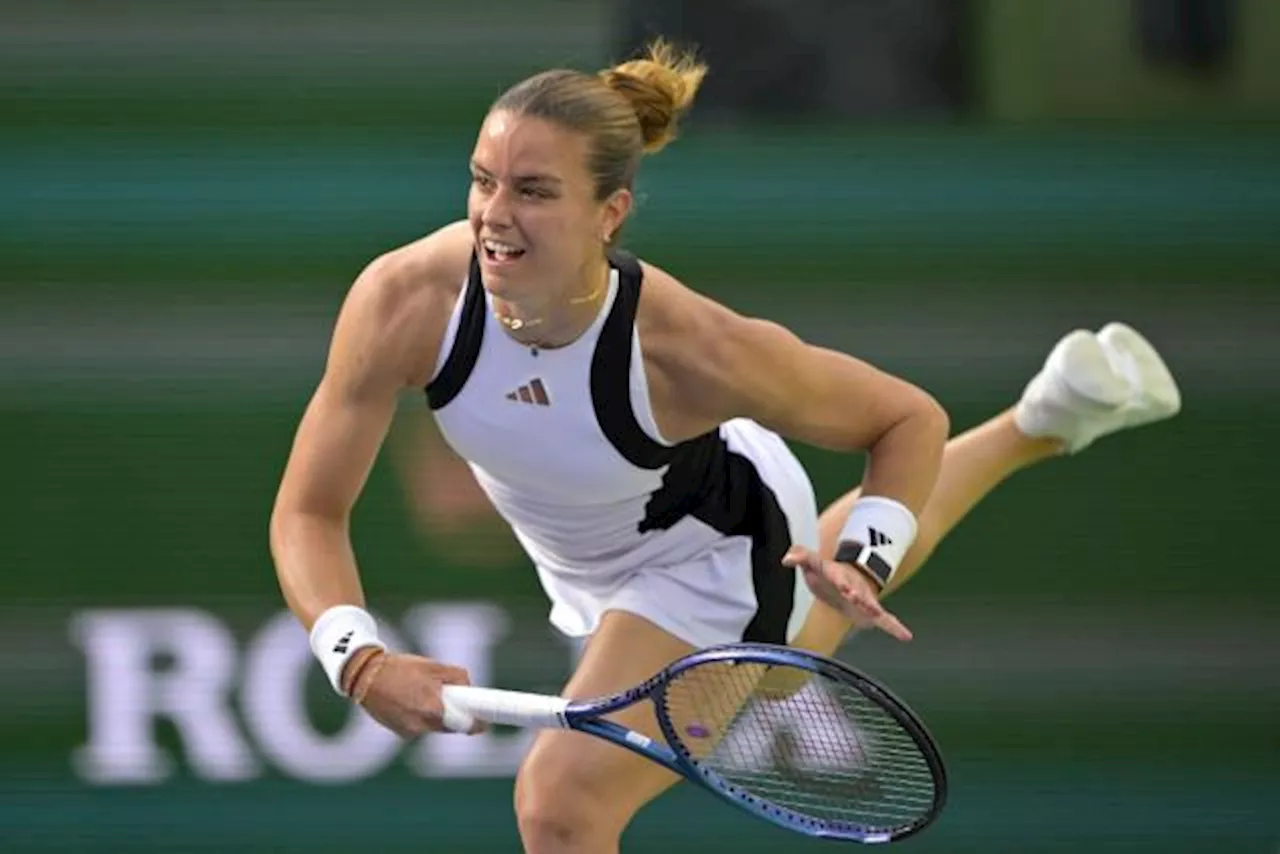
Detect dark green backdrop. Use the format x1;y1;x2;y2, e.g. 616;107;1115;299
2;3;1277;852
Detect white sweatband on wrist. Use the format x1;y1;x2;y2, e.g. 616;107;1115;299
309;605;386;696
833;496;918;591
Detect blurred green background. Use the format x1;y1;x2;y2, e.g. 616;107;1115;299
1;1;1276;852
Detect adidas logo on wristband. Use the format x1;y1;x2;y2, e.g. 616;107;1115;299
834;540;893;590
868;528;892;547
333;630;354;654
835;496;917;591
310;605;387;696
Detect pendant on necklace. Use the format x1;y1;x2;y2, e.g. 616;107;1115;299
530;346;539;357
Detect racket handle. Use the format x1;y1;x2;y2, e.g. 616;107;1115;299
440;699;476;734
440;685;571;730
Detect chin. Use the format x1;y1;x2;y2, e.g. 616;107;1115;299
477;258;533;298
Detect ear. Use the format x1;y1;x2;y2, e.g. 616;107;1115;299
599;188;633;244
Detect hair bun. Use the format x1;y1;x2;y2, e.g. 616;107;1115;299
600;39;707;154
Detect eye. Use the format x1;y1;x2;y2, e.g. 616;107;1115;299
520;186;553;200
471;173;495;191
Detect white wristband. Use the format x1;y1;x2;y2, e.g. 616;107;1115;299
309;605;386;696
834;496;918;590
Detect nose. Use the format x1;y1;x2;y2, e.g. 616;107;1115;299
480;185;515;230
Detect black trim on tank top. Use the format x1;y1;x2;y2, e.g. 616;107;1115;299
425;252;486;410
432;247;796;642
593;248;796;643
590;249;674;469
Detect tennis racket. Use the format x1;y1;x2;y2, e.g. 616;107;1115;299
441;642;947;844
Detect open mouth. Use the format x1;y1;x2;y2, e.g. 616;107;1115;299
481;238;526;263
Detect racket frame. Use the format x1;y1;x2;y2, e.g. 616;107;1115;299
444;642;948;843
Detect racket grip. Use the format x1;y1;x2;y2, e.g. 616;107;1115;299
440;700;475;734
440;685;571;730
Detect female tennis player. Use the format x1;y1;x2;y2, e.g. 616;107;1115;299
269;40;1181;854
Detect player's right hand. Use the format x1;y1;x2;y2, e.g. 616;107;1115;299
352;652;487;737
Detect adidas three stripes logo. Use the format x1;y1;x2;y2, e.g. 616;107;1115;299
867;528;892;547
332;630;354;654
505;378;550;406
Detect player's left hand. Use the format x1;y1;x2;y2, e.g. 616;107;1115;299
782;545;913;642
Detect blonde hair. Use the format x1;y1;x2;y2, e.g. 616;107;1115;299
491;39;707;200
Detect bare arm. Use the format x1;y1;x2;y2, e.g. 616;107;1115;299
269;224;489;731
269;353;395;630
652;283;949;517
717;319;948;515
270;225;467;634
647;271;948;638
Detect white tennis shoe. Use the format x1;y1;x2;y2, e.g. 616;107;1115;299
1014;322;1182;454
710;679;871;772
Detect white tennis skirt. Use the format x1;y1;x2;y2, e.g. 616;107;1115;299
529;420;819;650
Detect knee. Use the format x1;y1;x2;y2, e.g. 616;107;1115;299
514;749;621;853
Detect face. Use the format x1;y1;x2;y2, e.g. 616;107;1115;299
467;109;631;301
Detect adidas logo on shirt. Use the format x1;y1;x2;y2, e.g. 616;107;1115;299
505;378;550;406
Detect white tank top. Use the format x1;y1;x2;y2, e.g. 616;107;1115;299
425;252;801;638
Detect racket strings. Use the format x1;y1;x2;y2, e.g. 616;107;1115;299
663;662;937;830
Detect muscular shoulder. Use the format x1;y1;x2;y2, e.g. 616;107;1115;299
328;220;474;394
633;259;780;437
634;260;742;359
634;258;945;454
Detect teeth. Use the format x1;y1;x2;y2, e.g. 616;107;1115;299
483;239;523;258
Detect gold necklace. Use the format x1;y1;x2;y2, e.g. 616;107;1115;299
494;278;607;336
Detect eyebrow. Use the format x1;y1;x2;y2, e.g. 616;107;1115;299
470;161;563;184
